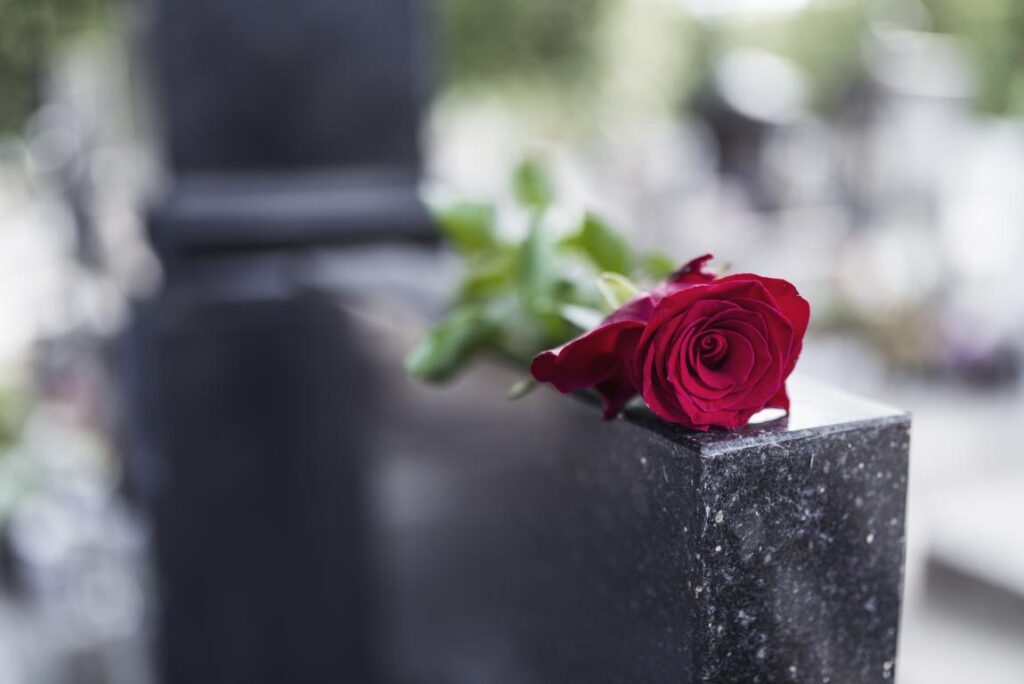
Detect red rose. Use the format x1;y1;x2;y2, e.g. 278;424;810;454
530;255;809;430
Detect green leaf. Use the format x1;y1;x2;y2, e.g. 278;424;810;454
518;214;558;315
456;249;517;303
596;272;641;311
559;304;604;330
639;251;677;281
506;377;538;401
405;308;497;383
429;201;498;254
513;158;554;209
571;213;633;274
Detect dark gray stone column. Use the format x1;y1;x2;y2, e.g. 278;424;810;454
361;302;910;684
129;0;433;681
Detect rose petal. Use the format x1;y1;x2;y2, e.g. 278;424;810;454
669;253;717;285
717;274;809;373
711;314;777;410
594;369;641;419
766;383;790;412
697;331;728;366
531;321;644;417
695;328;755;391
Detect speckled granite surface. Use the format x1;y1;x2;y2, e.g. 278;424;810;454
626;377;910;682
376;331;910;684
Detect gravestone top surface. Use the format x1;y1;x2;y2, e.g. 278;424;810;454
627;374;910;456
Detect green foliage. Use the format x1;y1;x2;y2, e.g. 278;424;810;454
0;381;28;451
407;159;676;386
437;0;610;95
699;3;868;115
518;214;558;314
505;377;538;401
696;0;1024;118
430;201;499;254
404;306;498;382
596;272;640;312
921;0;1024;117
0;0;109;134
512;157;555;209
639;251;677;281
563;213;633;275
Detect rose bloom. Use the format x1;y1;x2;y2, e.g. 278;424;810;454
531;255;810;431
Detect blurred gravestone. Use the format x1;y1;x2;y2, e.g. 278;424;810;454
134;1;430;683
146;0;433;256
151;0;424;173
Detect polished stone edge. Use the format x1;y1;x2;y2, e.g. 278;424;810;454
645;412;913;459
620;375;911;458
733;412;906;449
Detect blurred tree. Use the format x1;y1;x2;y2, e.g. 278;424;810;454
0;0;108;134
922;0;1024;116
698;3;869;115
0;376;28;451
437;0;610;98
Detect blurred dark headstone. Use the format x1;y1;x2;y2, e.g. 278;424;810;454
131;0;431;682
145;0;434;258
151;0;425;174
145;273;379;683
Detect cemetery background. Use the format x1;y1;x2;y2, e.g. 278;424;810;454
0;0;1022;681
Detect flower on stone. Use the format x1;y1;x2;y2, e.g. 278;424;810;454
530;255;809;431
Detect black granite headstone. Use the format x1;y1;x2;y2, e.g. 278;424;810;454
127;239;910;683
354;292;911;684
